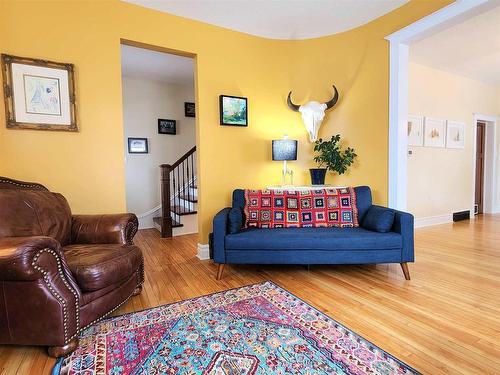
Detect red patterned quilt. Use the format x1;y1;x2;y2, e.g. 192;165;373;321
244;187;359;228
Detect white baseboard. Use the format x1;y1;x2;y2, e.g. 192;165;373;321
414;214;453;228
137;205;161;230
138;219;156;230
197;243;210;260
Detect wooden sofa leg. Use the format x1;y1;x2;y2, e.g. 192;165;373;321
48;338;79;358
400;262;411;280
216;264;225;280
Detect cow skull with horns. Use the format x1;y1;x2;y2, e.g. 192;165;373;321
287;85;339;142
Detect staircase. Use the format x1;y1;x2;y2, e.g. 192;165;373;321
153;146;197;237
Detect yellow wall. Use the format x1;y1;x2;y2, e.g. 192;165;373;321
0;0;451;242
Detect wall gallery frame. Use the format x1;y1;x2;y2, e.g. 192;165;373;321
1;54;78;131
128;138;148;154
158;119;176;135
446;120;465;149
184;102;195;117
407;115;424;146
220;95;248;126
424;117;446;148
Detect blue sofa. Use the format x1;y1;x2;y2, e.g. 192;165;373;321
212;186;414;280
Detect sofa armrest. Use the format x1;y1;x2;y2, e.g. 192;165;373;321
0;236;81;346
71;213;138;245
213;208;231;263
0;235;80;292
389;207;415;262
0;236;62;280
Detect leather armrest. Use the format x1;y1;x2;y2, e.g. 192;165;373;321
213;208;231;263
0;236;81;346
0;236;63;281
71;213;138;245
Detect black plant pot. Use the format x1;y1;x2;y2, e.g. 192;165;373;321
309;168;327;185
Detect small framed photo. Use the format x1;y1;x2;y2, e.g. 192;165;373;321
446;121;465;149
407;115;424;146
1;54;77;131
220;95;248;126
184;102;195;117
128;138;148;154
158;119;176;135
424;117;446;148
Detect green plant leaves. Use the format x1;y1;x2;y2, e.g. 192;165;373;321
312;134;357;175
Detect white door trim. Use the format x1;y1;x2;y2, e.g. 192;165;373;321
384;0;496;210
472;114;499;216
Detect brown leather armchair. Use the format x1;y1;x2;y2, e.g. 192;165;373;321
0;177;144;357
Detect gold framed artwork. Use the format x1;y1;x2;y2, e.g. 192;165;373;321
1;54;78;131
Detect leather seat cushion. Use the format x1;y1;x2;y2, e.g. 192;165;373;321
63;244;142;292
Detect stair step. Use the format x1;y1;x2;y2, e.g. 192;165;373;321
179;194;198;203
171;205;197;216
153;216;183;228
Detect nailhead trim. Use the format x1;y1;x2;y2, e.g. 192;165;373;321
125;221;138;245
0;178;47;190
32;249;144;344
71;278;143;339
32;248;80;345
138;264;145;285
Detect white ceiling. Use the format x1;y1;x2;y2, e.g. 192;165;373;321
121;44;194;84
410;5;500;86
124;0;408;40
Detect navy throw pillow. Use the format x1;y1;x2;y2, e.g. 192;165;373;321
228;207;243;234
362;206;395;233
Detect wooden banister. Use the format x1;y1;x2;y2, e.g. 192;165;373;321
159;146;197;237
167;146;196;170
160;164;173;237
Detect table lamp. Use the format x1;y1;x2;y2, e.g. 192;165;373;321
272;136;298;186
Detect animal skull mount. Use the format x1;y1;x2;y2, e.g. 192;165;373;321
287;85;339;142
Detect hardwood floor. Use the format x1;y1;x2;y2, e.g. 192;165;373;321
1;215;499;374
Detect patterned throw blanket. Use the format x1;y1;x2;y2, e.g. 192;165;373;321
244;187;359;228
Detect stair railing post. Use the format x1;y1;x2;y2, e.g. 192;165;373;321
160;164;173;237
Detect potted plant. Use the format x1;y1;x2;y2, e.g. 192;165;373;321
311;134;357;185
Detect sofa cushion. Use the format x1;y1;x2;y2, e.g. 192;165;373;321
353;186;372;223
228;207;243;234
362;206;395;233
63;244;142;292
225;227;402;251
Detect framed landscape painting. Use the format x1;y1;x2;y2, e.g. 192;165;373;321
424;117;446;148
220;95;248;126
128;138;148;154
1;54;77;131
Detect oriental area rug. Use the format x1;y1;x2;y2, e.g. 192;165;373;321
53;281;420;375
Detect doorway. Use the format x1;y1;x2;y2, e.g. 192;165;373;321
385;0;498;211
475;122;485;214
473;115;498;215
120;42;198;235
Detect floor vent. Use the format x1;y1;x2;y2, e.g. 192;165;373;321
453;210;470;222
